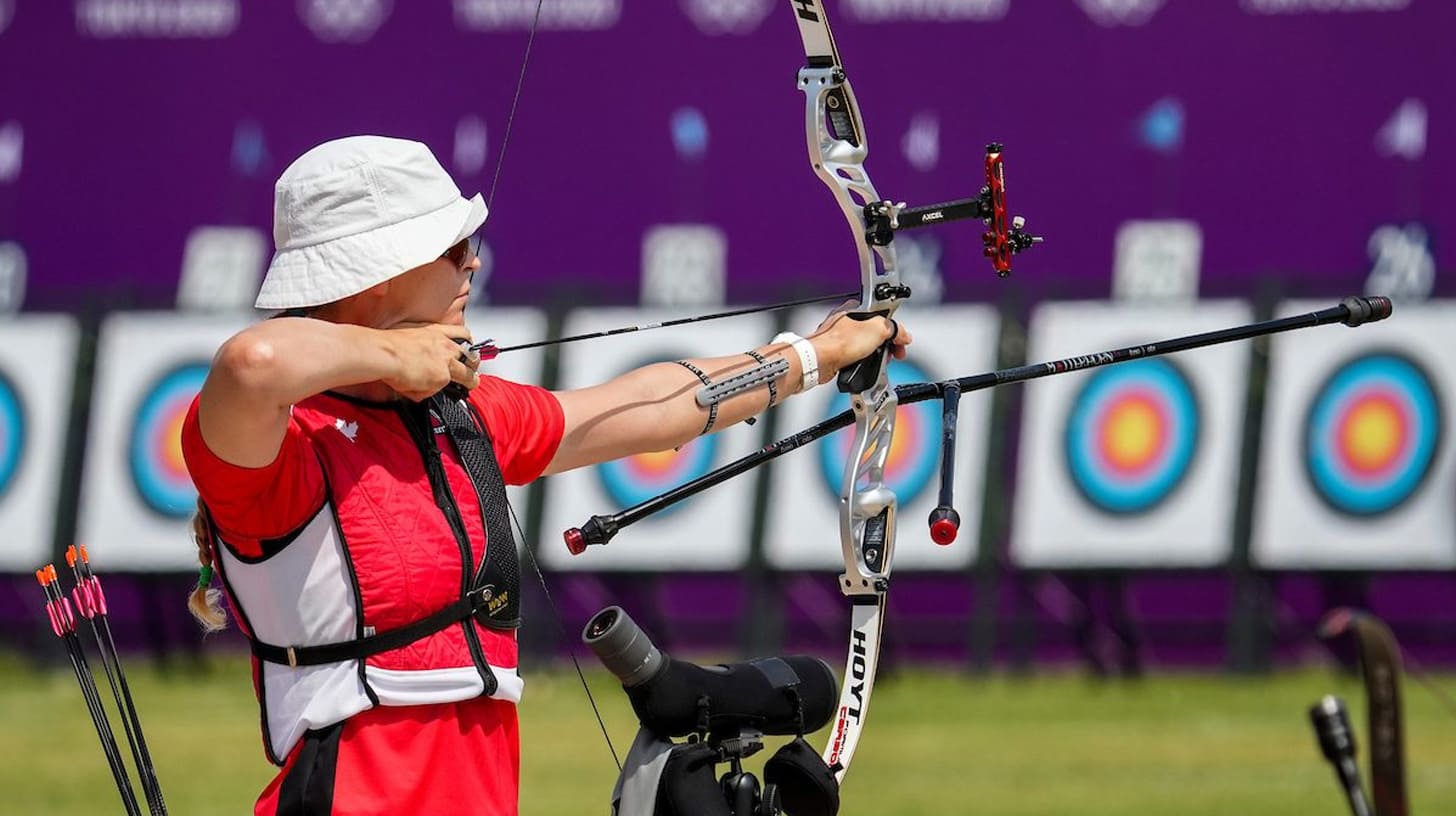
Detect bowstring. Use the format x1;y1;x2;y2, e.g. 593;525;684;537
485;0;545;211
484;0;621;772
508;501;622;771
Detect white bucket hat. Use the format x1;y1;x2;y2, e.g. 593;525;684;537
256;135;488;309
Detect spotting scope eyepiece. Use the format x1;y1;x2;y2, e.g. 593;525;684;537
583;605;665;688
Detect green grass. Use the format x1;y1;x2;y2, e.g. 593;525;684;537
4;652;1455;814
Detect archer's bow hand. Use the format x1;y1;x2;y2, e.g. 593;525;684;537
810;310;914;385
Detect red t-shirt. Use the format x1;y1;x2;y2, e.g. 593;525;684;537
183;376;564;816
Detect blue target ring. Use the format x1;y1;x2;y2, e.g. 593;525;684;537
1063;358;1200;515
1303;352;1441;517
595;354;719;515
817;359;940;505
129;363;209;518
0;369;26;501
596;437;719;513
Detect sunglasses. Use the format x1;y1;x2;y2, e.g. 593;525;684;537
442;235;482;279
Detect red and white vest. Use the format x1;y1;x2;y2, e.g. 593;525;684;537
204;391;534;765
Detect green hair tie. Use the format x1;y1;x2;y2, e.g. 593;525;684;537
196;564;214;590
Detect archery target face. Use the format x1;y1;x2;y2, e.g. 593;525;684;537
537;309;771;570
1302;352;1441;517
129;362;208;517
597;435;719;513
594;353;719;513
1251;301;1456;569
0;368;24;501
1063;358;1200;515
816;358;941;505
78;313;253;569
0;316;79;570
1011;301;1252;568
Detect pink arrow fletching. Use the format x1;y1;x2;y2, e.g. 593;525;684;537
88;577;108;615
72;585;96;619
45;602;65;638
58;597;77;633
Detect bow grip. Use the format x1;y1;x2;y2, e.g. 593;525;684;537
836;312;893;394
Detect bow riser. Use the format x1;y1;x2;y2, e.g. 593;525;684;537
800;68;900;295
841;390;899;593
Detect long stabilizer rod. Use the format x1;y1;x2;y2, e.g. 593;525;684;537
563;296;1392;552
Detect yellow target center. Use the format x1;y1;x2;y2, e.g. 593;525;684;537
1103;399;1161;470
163;410;189;473
632;448;683;475
1342;399;1401;471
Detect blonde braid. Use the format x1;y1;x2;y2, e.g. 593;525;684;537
186;501;228;633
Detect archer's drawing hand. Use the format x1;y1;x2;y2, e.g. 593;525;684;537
382;324;481;401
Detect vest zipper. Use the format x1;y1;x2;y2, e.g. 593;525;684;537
399;401;498;696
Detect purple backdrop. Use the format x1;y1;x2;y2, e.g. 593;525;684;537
0;1;1451;310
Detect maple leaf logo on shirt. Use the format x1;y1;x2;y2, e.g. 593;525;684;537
334;417;359;442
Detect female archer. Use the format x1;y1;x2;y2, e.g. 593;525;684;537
181;135;910;816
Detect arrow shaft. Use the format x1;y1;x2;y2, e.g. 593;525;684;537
474;291;859;356
62;626;142;816
70;552;169;815
88;615;167;814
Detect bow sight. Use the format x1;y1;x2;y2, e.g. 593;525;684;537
862;143;1043;277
